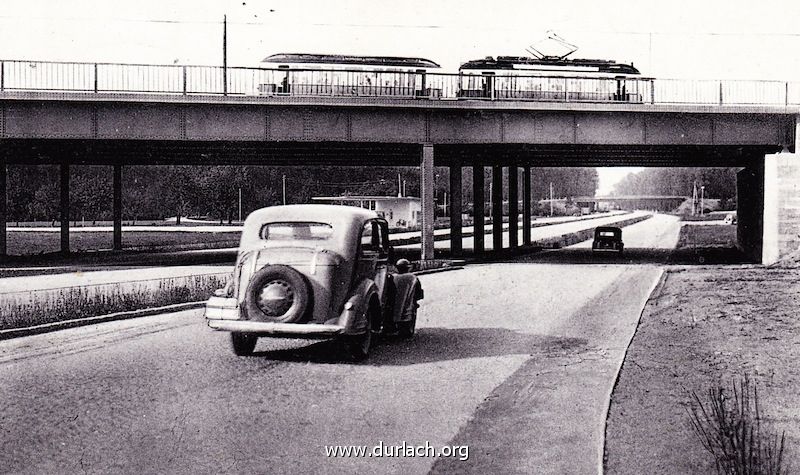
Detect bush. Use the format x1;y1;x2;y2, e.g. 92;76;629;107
688;375;787;474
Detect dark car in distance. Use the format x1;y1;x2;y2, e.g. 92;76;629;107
592;226;624;255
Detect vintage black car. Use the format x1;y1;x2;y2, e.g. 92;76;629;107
592;226;624;254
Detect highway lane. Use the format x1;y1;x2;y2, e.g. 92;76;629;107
0;216;681;474
396;210;650;252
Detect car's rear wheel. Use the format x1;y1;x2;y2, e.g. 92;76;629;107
231;333;258;356
396;305;417;339
344;306;377;361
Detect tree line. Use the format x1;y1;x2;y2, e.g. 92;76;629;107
3;165;599;223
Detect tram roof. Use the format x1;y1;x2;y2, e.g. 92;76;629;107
460;56;640;74
262;53;441;69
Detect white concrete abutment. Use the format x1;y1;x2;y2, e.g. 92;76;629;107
762;152;800;264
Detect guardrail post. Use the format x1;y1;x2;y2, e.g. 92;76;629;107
786;82;789;106
182;66;187;95
564;77;569;102
93;63;98;93
719;81;724;105
0;61;4;92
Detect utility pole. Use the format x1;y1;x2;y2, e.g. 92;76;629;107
397;173;402;197
238;187;242;222
282;174;287;205
700;185;705;216
222;15;228;96
549;182;554;217
692;181;698;216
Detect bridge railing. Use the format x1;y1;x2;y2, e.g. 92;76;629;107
1;59;798;107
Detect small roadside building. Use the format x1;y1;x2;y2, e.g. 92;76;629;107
312;195;422;229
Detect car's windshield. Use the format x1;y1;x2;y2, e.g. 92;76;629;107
261;222;334;241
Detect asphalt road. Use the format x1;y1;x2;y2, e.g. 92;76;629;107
0;215;680;474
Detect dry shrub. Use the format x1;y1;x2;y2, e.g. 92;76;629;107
688;375;787;475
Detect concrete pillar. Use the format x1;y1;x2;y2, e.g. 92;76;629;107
736;164;764;262
420;144;435;260
508;166;518;248
0;160;6;258
523;166;531;245
472;165;484;255
449;161;463;256
762;152;800;264
113;164;123;250
492;165;503;251
60;163;70;254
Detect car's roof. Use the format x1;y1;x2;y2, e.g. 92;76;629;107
239;205;379;253
244;204;377;224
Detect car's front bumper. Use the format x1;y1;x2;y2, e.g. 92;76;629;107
207;319;345;337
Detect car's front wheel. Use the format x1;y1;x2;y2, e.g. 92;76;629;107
231;332;258;356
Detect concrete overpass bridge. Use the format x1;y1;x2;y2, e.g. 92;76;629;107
1;59;799;263
572;196;690;212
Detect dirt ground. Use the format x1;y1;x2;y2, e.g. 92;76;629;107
604;263;800;473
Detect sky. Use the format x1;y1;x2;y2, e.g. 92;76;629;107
2;0;798;194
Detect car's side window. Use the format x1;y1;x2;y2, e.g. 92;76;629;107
377;221;390;257
360;221;378;255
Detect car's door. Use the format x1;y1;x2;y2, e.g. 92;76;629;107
372;219;391;304
356;219;390;303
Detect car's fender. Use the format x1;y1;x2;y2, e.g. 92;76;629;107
331;278;380;335
391;273;423;323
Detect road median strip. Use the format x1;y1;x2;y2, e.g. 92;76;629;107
390;212;628;246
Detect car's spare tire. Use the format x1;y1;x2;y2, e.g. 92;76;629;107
243;265;311;323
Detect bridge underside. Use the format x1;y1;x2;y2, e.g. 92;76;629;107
0;139;779;168
0;98;795;263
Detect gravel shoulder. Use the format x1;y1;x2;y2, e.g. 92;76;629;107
604;264;800;473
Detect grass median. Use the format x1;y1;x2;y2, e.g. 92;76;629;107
6;230;241;256
0;273;227;332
